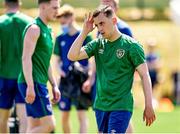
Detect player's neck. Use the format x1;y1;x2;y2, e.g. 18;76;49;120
68;23;79;36
6;8;19;14
39;14;48;26
108;29;122;42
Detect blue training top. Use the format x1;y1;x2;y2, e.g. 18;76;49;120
54;31;92;73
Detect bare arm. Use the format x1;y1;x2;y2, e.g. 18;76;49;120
48;63;61;103
48;64;58;88
68;13;94;61
22;24;40;104
136;63;156;126
82;57;96;93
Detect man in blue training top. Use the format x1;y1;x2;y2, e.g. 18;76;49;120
54;4;94;133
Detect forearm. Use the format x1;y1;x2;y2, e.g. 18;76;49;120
68;31;88;61
22;58;34;87
87;57;96;84
48;64;58;88
141;73;153;107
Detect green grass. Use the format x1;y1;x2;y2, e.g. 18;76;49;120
53;106;180;133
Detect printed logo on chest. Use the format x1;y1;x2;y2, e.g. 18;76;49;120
116;49;125;59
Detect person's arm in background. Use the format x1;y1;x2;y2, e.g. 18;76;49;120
82;57;96;93
53;37;66;85
48;64;61;103
136;63;156;126
22;24;40;104
120;27;133;37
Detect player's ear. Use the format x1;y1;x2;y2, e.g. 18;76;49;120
112;17;117;25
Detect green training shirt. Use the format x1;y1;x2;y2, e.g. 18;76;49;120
0;12;32;79
84;34;145;112
18;17;53;84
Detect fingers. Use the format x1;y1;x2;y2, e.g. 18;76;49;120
144;114;156;126
85;12;93;22
52;91;61;103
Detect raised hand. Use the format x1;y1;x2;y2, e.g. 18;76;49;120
82;12;95;35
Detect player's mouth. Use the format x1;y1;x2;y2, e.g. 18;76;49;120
101;32;105;35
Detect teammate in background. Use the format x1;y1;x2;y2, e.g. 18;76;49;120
54;4;93;133
68;6;156;133
18;0;61;133
101;0;133;37
146;39;160;90
0;0;33;133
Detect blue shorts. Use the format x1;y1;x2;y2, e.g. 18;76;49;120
18;83;53;118
95;109;132;133
59;95;88;111
0;78;25;109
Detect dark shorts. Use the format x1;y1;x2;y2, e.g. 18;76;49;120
95;109;132;133
0;78;25;109
18;82;53;118
59;95;88;111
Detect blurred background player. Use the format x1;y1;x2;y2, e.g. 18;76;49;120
18;0;61;133
0;0;33;133
146;39;160;90
100;0;133;37
54;4;94;133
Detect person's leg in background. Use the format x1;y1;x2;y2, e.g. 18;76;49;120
76;100;89;133
59;96;71;133
15;82;27;133
0;78;21;133
16;104;27;133
0;109;11;133
77;110;88;133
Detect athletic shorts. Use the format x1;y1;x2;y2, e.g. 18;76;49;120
18;82;53;118
95;109;132;133
59;95;88;111
0;78;25;109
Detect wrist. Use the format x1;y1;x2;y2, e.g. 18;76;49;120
52;83;58;88
27;83;34;88
81;30;89;36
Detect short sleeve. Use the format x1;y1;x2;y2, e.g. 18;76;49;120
83;34;93;45
83;39;98;58
129;42;145;68
53;37;60;56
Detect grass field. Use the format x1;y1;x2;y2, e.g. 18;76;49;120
53;105;180;133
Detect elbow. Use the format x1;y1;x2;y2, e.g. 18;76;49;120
67;52;77;61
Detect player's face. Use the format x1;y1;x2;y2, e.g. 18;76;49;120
94;13;116;39
59;16;72;25
45;0;60;21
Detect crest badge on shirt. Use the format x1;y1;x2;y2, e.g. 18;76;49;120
116;49;125;59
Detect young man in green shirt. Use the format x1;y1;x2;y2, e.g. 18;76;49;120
18;0;61;133
68;6;156;133
0;0;33;133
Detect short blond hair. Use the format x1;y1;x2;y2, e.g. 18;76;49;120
56;4;74;18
